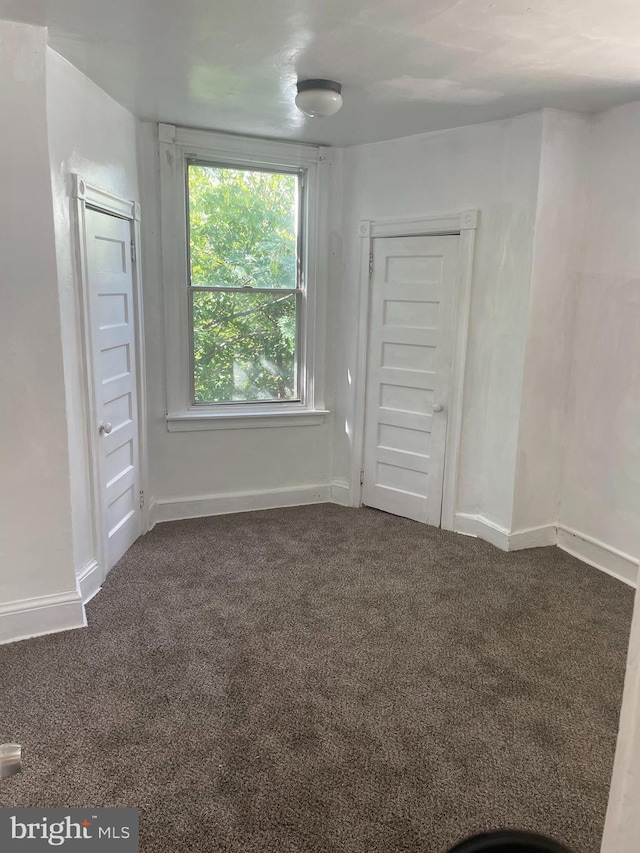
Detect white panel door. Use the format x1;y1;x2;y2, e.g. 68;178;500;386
86;208;141;571
362;235;459;525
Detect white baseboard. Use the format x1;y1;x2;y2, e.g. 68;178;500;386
454;513;511;550
330;480;351;507
152;483;332;524
557;526;638;588
456;514;556;552
77;558;102;604
455;513;637;587
509;524;558;551
147;499;158;531
0;590;86;646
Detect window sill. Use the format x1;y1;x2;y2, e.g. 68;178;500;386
165;408;330;432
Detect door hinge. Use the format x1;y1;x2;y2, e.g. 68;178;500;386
360;468;364;485
131;241;137;264
368;253;374;278
139;489;145;509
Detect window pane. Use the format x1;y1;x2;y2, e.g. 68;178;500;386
188;164;298;289
192;291;298;403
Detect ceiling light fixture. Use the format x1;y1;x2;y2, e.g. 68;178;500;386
295;79;343;118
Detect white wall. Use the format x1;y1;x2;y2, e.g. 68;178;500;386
512;110;591;533
138;123;341;518
0;22;83;641
46;48;140;582
570;99;640;852
331;113;544;530
558;100;640;569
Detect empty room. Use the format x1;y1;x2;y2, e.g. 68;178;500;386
1;2;639;851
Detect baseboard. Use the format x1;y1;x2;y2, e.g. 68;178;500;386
509;524;558;551
77;558;102;604
557;526;638;588
152;492;638;588
455;513;637;587
330;480;351;507
0;590;86;646
152;483;332;524
147;499;158;531
454;513;510;551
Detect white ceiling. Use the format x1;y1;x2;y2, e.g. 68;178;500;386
3;0;640;146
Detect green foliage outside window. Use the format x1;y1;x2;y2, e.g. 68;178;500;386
188;164;300;403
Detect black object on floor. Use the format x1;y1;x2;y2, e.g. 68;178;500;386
449;829;573;852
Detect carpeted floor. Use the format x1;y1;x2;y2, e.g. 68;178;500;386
0;505;633;852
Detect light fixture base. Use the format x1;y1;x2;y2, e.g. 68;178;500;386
295;79;343;118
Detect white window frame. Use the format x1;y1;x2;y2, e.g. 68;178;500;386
159;124;330;431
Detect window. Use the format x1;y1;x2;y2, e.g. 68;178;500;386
187;163;303;405
159;125;328;431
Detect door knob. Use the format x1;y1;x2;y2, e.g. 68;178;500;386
433;404;443;413
99;422;113;435
0;743;23;779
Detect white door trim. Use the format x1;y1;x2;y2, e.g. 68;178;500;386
71;174;149;595
351;211;478;531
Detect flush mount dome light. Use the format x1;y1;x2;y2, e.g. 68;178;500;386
295;79;343;117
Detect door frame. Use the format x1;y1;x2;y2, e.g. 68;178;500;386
71;174;149;599
351;211;478;530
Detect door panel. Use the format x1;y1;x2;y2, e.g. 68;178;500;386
362;235;458;526
86;208;141;571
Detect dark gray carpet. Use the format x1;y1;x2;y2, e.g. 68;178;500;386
0;505;633;852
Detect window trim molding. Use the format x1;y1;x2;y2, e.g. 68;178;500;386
166;408;330;432
158;123;331;428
